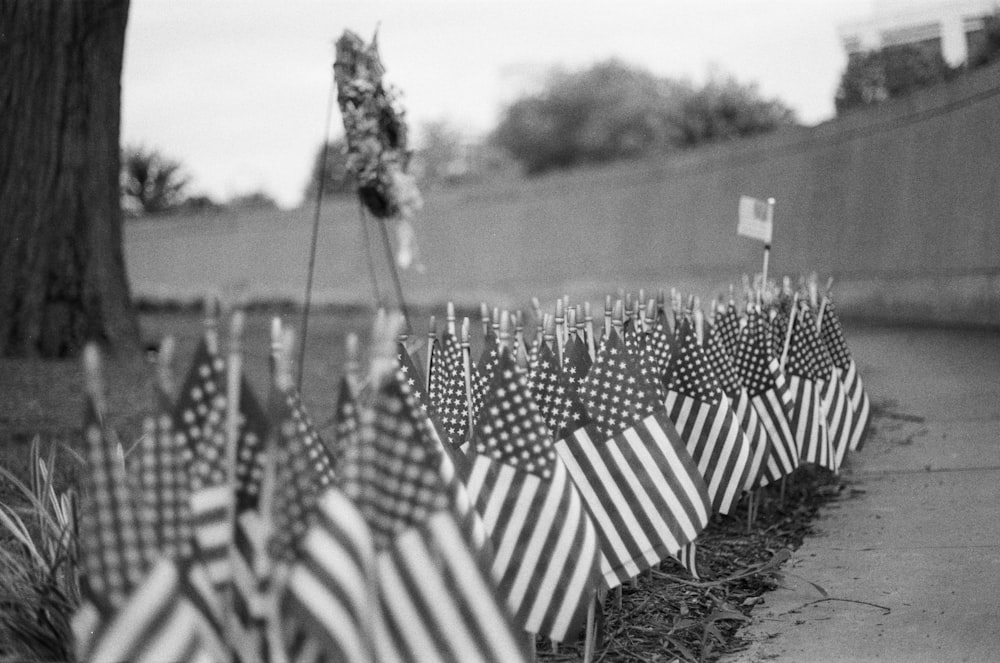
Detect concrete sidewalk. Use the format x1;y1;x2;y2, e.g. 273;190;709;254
728;326;1000;663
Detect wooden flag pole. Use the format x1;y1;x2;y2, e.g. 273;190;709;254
222;309;247;637
155;336;176;403
344;331;361;394
446;301;457;337
498;310;512;353
583;597;597;663
425;315;437;393
780;293;800;371
203;294;220;355
554;298;565;366
461;317;474;436
761;197;775;287
584;301;596;361
480;302;490;338
611;299;624;336
603;295;613;340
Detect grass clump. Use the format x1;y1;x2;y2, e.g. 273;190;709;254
0;438;80;663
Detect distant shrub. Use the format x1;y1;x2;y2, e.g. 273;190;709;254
120;144;190;215
835;44;956;113
492;60;797;175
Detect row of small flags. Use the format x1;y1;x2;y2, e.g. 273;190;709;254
70;275;870;663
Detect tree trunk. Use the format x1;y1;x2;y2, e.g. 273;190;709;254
0;0;137;357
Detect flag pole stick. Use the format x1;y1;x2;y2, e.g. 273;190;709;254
780;294;800;371
425;315;437;392
461;317;474;440
554;298;565;366
298;68;338;393
223;308;246;641
583;597;597;663
584;301;597;361
373;210;413;337
761;197;774;287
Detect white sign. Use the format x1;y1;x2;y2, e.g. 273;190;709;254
737;195;773;244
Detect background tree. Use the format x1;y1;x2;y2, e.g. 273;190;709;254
835;44;955;113
673;72;797;147
120;144;189;215
968;9;1000;69
301;137;354;204
492;60;796;175
226;190;279;211
413;119;467;187
0;0;136;356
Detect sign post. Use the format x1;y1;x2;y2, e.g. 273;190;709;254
737;195;775;288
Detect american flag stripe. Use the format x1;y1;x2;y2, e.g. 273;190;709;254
556;416;709;588
843;360;872;450
230;510;269;663
733;389;771;491
664;392;751;514
788;376;833;469
822;368;854;471
79;398;152;610
281;490;376;663
77;558;226;663
752;388;800;486
673;542;698;579
376;513;529;663
466;457;597;641
434;431;490;556
189;484;232;588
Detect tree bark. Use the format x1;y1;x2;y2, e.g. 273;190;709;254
0;0;137;357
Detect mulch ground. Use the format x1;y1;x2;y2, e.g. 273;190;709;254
536;467;844;663
0;308;851;663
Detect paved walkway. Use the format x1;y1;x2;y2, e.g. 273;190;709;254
728;326;1000;663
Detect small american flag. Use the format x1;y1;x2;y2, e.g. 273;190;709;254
703;324;772;492
434;332;471;448
133;389;193;563
714;302;742;361
174;338;232;590
268;386;338;562
397;342;431;416
807;307;855;472
556;330;710;588
470;330;500;421
559;335;594;435
733;309;800;486
466;348;600;642
646;309;675;384
278;488;378;663
784;305;833;470
819;296;871;451
228;380;272;663
74;556;227;663
527;341;575;440
343;369;530;663
664;318;752;515
331;374;360;472
77;388;153;614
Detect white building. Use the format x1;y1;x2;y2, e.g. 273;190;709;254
838;0;999;65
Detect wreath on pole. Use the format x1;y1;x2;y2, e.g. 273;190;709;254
334;29;422;221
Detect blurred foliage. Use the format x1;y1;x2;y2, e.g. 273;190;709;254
491;60;796;175
412;120;467;188
968;9;1000;69
302;137;355;204
835;44;956;113
120;144;189;216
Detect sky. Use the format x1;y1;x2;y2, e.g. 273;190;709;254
121;0;878;209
